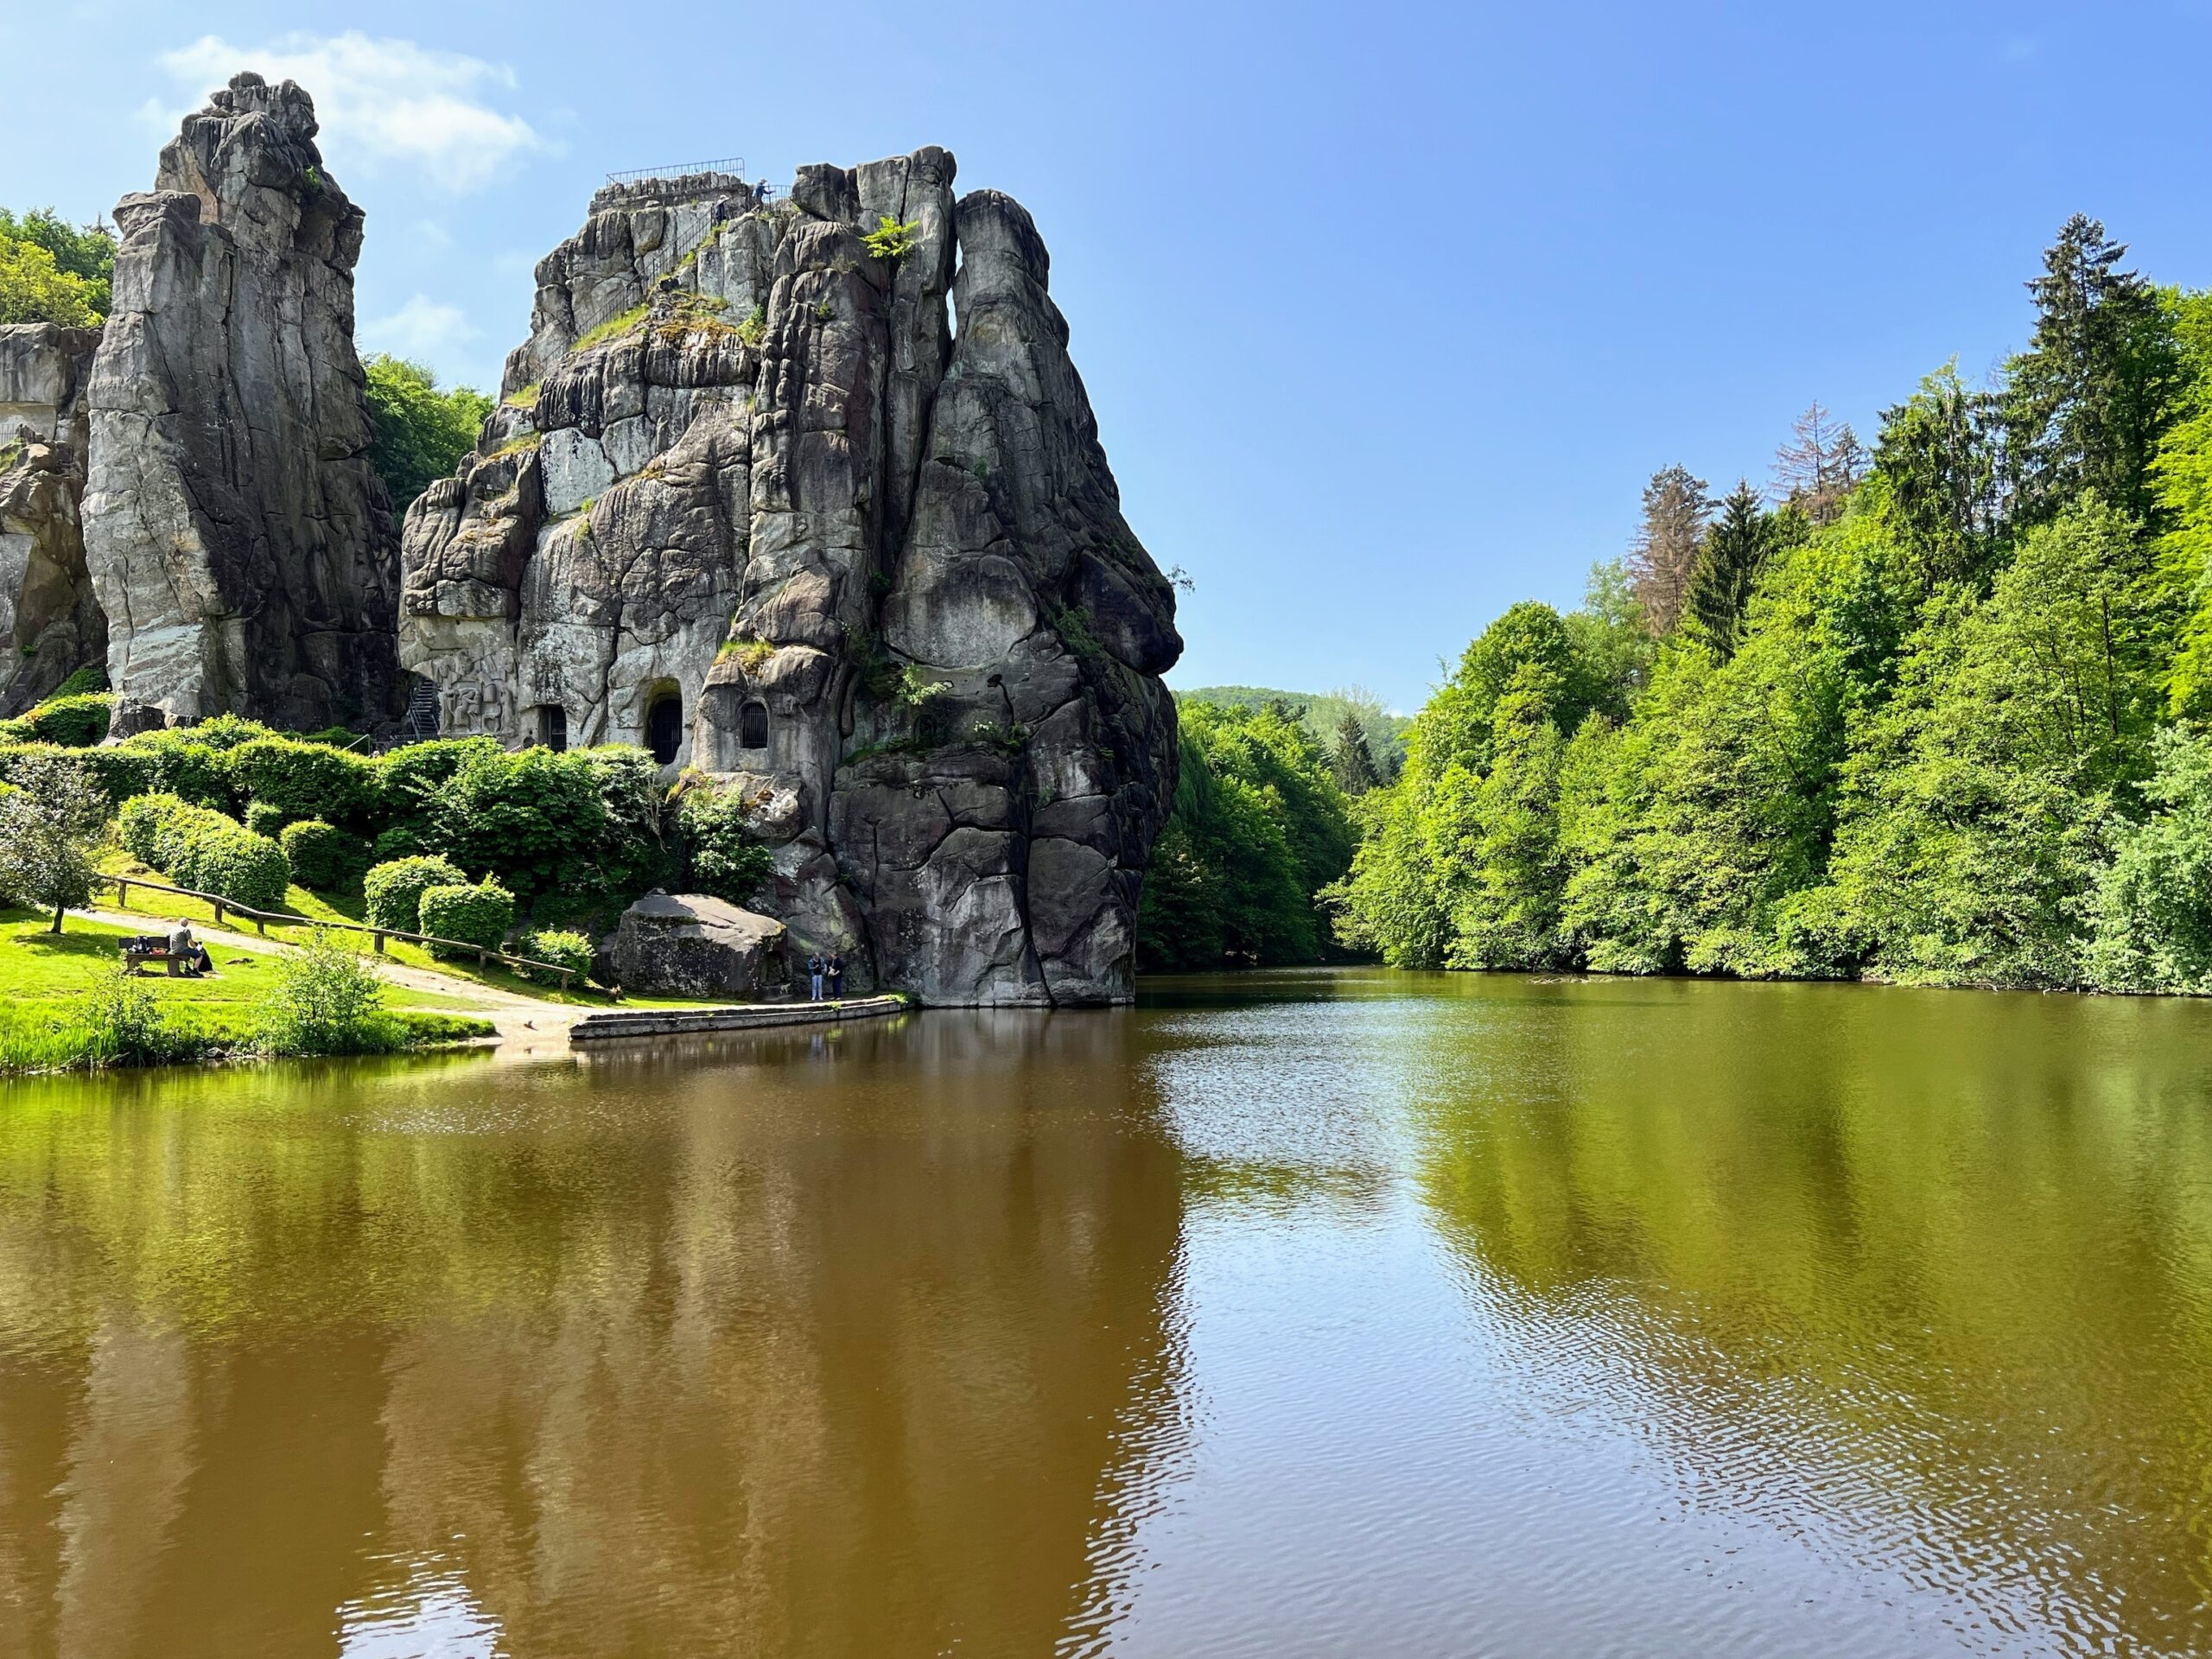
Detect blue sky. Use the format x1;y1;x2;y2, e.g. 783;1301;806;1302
7;2;2212;710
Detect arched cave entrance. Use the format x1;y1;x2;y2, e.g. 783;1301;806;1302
740;699;769;751
646;690;683;766
534;704;568;753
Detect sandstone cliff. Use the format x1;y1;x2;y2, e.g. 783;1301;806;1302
402;153;1180;1005
84;73;399;732
0;323;104;713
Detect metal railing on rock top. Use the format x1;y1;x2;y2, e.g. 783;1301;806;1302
604;157;746;186
98;874;583;991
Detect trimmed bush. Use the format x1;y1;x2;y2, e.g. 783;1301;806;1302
418;880;516;957
117;791;289;908
51;664;107;698
228;735;381;825
10;693;111;747
172;819;289;911
516;926;594;985
281;819;372;891
363;855;468;933
0;741;156;808
245;800;295;838
118;792;203;869
108;731;232;809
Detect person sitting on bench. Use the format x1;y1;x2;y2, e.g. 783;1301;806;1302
168;923;213;977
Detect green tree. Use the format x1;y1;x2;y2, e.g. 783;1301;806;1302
0;753;106;931
1872;362;2005;590
1137;702;1354;969
2004;215;2185;529
0;236;100;327
1446;664;1572;968
362;354;496;515
2088;727;2212;992
1683;482;1776;657
0;208;114;313
1330;711;1380;795
1799;498;2164;986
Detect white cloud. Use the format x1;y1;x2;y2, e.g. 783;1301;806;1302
153;32;545;192
360;295;480;365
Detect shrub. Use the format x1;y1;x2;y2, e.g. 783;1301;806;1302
364;855;468;933
11;693;111;747
0;740;154;809
109;730;233;808
418;880;516;957
171;819;289;912
516;927;594;985
245;800;294;838
861;214;918;261
227;735;380;826
82;961;178;1066
281;819;372;892
118;792;204;869
52;664;107;697
677;781;773;904
258;929;393;1057
417;743;611;899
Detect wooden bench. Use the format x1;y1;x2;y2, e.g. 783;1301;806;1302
119;935;204;977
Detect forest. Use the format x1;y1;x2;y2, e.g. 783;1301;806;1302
1318;215;2212;994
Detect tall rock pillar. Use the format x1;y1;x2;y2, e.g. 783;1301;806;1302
83;72;398;730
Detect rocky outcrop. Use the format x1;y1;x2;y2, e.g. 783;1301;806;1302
402;153;1180;1006
83;73;399;732
603;891;790;998
0;323;104;713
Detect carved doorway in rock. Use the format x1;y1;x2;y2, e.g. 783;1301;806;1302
647;690;683;765
535;704;568;753
740;699;769;751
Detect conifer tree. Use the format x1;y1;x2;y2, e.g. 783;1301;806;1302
1331;711;1380;795
1627;466;1713;634
2004;214;2183;527
1684;481;1774;657
1772;401;1865;524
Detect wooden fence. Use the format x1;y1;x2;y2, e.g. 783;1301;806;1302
99;874;582;990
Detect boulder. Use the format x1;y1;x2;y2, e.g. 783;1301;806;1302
607;892;789;1000
83;73;399;729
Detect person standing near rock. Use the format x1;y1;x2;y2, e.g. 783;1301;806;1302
807;953;824;1001
828;953;844;1001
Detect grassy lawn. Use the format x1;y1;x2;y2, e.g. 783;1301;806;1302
96;856;731;1010
0;909;495;1074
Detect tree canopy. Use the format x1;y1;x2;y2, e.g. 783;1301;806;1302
362;354;495;515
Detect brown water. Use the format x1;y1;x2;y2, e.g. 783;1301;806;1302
3;970;2212;1657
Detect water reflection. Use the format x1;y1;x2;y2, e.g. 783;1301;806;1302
1401;974;2212;1654
0;1014;1192;1659
7;973;2212;1656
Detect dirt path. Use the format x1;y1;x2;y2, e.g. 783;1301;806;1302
74;908;585;1061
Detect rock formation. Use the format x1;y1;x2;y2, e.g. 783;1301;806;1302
0;323;104;713
83;73;399;732
605;891;789;999
401;152;1181;1006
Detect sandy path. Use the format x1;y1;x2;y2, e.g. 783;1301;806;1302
73;908;584;1060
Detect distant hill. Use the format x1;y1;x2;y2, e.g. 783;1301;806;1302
1175;684;1409;769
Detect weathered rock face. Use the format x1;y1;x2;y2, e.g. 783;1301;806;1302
606;891;789;999
0;323;105;713
402;152;1180;1006
84;73;399;732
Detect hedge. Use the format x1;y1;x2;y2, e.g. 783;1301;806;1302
228;735;381;825
0;693;111;747
281;819;372;892
363;855;468;933
245;801;294;838
418;880;516;958
117;792;289;909
516;927;594;985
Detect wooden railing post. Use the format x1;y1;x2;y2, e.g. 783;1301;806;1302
116;878;129;908
372;930;385;955
212;899;225;926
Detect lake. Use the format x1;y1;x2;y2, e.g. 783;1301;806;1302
3;969;2210;1656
